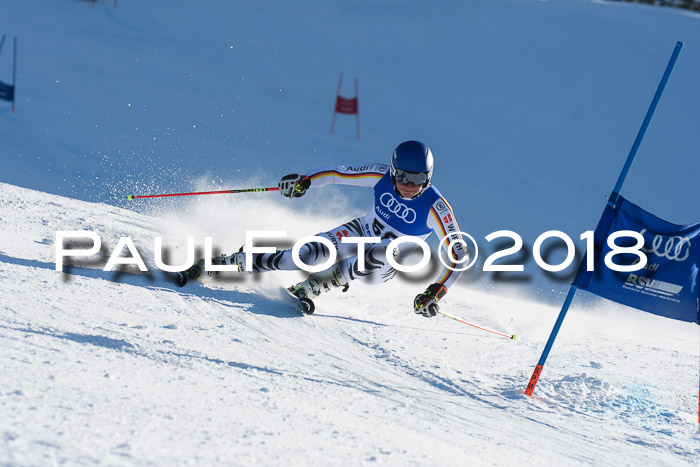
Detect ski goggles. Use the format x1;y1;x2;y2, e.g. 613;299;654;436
394;169;429;186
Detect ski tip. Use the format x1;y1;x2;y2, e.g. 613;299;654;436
174;272;188;287
511;334;516;340
126;195;134;200
300;298;315;315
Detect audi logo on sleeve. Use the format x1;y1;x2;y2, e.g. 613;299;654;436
379;193;417;223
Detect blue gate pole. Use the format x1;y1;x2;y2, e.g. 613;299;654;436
525;286;577;396
525;41;684;397
609;41;683;206
12;37;17;112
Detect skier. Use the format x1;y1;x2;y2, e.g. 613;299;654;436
178;140;468;317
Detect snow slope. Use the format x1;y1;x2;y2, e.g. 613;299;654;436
1;182;698;465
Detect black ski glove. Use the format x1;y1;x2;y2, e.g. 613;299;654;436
414;283;447;318
279;173;311;198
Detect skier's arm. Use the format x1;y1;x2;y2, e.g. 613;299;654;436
415;197;469;316
278;164;388;198
427;197;468;290
305;163;390;188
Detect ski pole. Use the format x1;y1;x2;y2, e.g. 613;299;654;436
437;310;516;340
126;187;279;200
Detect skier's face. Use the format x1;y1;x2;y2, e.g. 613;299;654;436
396;180;423;198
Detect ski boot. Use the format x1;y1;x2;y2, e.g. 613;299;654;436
288;264;349;300
174;251;245;287
219;249;246;273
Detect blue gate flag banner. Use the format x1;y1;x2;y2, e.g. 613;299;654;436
573;196;700;324
0;79;13;102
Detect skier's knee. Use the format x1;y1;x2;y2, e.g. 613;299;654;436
297;241;334;267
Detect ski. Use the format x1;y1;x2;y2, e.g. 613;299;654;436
174;271;188;287
175;266;314;316
284;286;315;316
174;263;202;288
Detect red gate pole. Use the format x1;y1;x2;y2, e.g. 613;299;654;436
330;72;343;134
354;78;360;140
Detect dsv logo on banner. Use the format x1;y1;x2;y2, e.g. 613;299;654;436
639;228;691;262
380;193;417;224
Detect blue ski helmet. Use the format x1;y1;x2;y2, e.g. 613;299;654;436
390;140;434;187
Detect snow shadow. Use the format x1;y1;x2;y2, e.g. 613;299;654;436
5;325;138;354
0;253;302;319
155;349;285;376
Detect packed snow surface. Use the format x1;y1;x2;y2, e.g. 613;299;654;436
0;183;698;464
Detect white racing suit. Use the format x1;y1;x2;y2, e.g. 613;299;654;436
245;163;468;294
